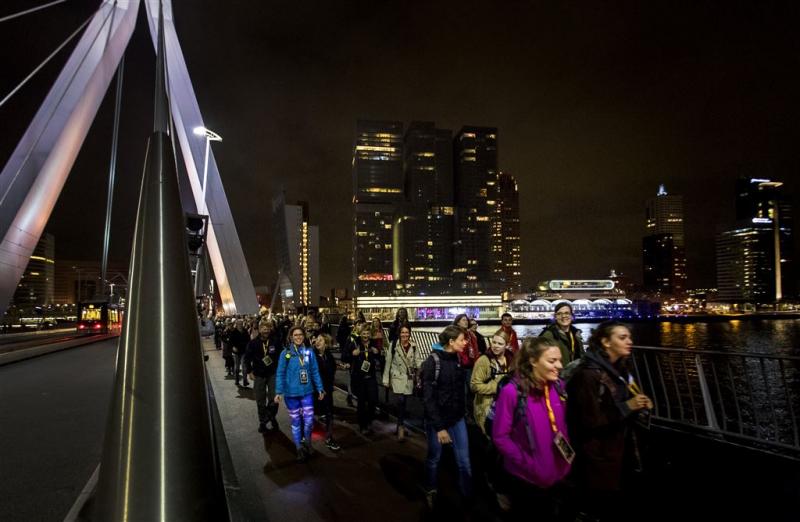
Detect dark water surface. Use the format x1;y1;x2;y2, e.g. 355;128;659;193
421;319;800;355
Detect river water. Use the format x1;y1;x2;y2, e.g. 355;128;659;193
421;319;800;355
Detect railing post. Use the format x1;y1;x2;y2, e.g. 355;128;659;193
695;354;720;430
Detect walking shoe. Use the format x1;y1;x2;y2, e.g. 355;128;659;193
424;490;437;510
258;423;268;433
270;418;279;431
325;437;341;452
296;446;307;462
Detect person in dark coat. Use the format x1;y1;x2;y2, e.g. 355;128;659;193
566;321;653;521
539;302;586;364
342;324;380;434
244;321;281;432
314;333;341;451
335;314;352;348
388;307;411;344
421;325;472;508
229;319;250;387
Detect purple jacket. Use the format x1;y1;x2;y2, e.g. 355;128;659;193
492;378;571;488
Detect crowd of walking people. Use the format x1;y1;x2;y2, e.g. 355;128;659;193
211;305;653;521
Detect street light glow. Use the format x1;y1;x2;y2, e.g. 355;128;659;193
193;126;222;141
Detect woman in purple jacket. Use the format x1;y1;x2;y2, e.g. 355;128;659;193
492;336;572;520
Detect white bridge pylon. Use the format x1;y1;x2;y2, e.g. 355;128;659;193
0;0;258;316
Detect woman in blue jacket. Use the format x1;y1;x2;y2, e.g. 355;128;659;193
275;326;325;461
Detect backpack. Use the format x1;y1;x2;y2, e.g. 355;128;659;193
483;376;529;443
484;377;567;451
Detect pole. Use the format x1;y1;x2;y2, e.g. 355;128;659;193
201;135;210;214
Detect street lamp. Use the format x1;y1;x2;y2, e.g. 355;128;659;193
192;126;222;215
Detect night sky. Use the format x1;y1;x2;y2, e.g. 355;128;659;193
2;1;799;294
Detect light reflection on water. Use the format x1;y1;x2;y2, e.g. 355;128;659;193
418;319;800;355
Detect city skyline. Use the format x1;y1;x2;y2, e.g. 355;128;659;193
1;1;799;294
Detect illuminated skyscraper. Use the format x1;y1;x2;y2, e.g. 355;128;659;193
453;126;497;291
272;194;319;309
398;122;454;293
353;120;404;296
716;177;794;302
642;185;686;295
494;171;521;294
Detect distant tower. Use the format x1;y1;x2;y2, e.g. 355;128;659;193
494;171;521;294
642;184;686;295
352;120;404;296
453;126;498;291
716;177;794;302
272;194;320;310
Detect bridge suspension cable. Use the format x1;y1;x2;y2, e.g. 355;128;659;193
0;0;68;23
0;8;94;109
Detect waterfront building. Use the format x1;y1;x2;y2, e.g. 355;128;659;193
642;184;686;295
271;194;320;309
398;122;454;293
353;120;404;296
453;126;498;292
11;233;55;314
716;177;795;303
493;171;521;294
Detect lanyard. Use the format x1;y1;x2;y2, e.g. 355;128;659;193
543;385;558;434
292;346;305;367
568;331;575;356
628;377;642;396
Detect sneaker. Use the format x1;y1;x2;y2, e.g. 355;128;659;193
325;438;341;452
270;419;279;431
258;423;268;433
424;490;437;510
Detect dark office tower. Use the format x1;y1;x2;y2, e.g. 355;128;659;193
453;126;497;291
643;234;677;294
642;185;686;295
401;122;454;293
493;171;521;294
718;177;795;301
12;232;55;313
353;120;404;296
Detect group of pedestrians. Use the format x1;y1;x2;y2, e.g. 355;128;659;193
213;306;653;521
419;307;654;521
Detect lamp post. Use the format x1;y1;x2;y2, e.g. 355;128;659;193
192;126;222;215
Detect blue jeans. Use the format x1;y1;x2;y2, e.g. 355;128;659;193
425;418;472;497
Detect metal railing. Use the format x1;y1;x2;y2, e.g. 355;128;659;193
630;345;800;456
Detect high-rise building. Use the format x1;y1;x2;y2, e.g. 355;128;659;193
642;185;686;295
716;177;794;302
272;194;320;309
399;122;454;293
11;233;55;313
453;126;498;291
353;120;404;296
494;171;521;294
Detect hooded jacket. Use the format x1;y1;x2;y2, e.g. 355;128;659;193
492;377;572;488
421;344;466;432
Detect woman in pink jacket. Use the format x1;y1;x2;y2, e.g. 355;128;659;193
492;336;572;521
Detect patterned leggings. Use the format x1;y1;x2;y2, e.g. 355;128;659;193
284;394;315;447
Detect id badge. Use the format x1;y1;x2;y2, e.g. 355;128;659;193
553;431;575;465
299;369;309;385
262;355;273;367
361;360;371;373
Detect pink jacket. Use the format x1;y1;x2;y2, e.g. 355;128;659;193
492;379;571;488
